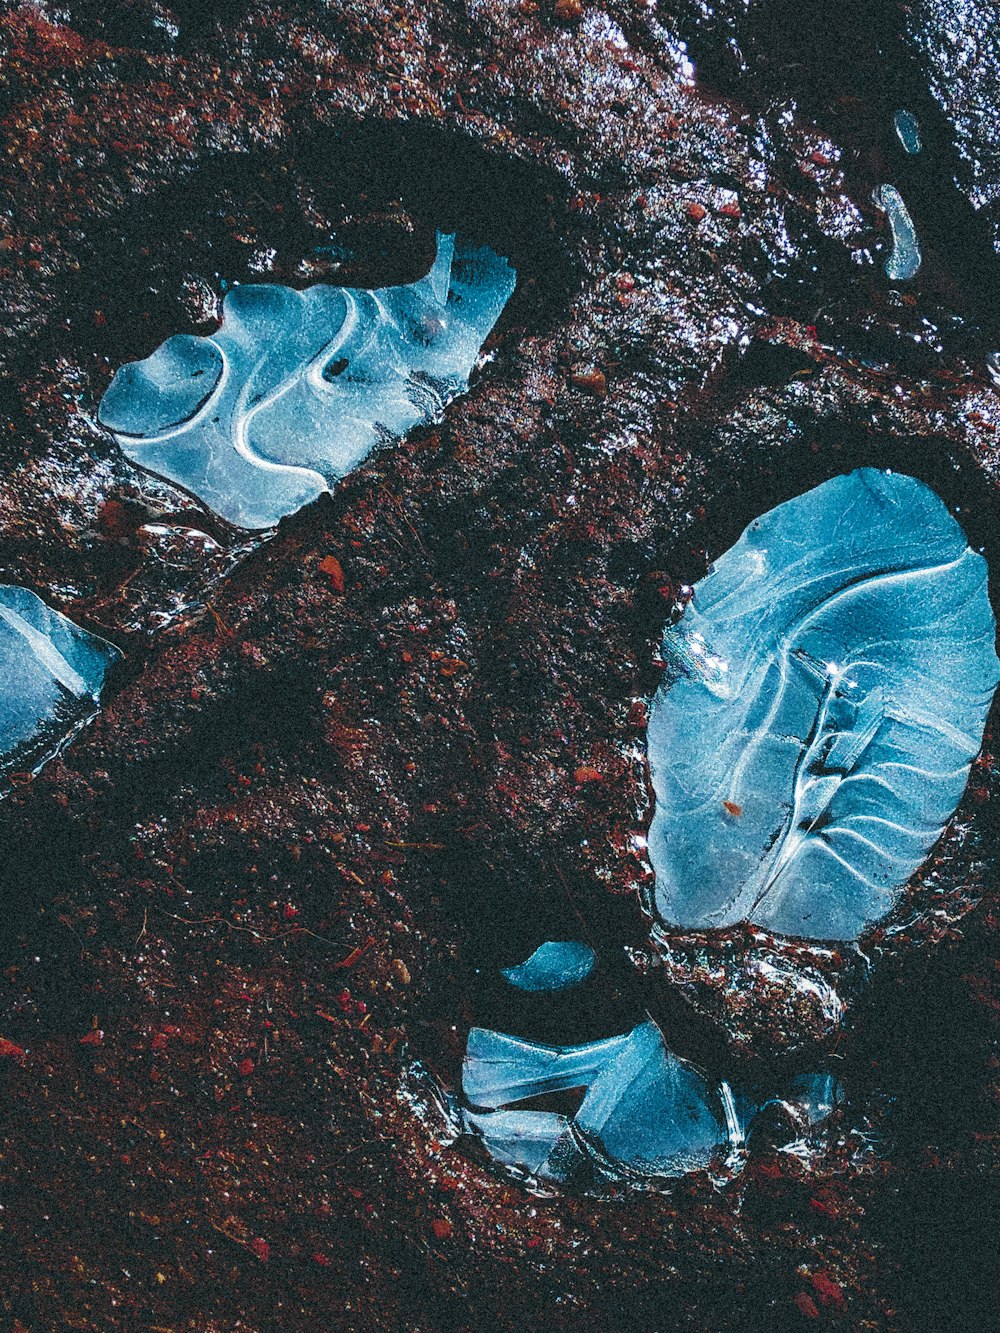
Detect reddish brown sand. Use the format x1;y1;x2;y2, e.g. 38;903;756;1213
0;2;998;1328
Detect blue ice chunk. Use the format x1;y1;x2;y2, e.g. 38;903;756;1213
0;586;121;783
894;109;922;155
873;184;922;280
98;233;517;529
463;1021;729;1180
648;469;1000;942
462;1025;634;1109
501;940;597;992
463;1108;574;1182
573;1021;726;1176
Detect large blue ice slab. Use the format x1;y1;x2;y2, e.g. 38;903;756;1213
98;233;517;529
0;586;121;783
648;469;1000;942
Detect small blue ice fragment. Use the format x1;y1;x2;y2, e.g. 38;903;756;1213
99;233;517;529
0;586;121;784
783;1072;842;1125
894;109;922;155
501;941;597;992
648;469;1000;942
463;1108;574;1182
873;184;922;280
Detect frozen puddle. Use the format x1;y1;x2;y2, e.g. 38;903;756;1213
647;469;999;941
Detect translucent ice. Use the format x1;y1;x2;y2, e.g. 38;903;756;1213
501;941;597;992
873;184;922;280
98;233;517;529
463;1021;727;1180
463;1108;574;1182
0;586;121;783
461;1020;839;1185
894;109;922;155
648;469;999;942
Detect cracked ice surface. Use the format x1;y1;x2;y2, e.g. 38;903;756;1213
461;1021;841;1185
98;233;517;529
648;469;1000;942
0;586;121;784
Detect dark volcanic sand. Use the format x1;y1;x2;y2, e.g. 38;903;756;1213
0;1;998;1328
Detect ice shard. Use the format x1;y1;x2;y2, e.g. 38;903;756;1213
0;586;121;784
873;184;922;280
501;941;597;992
648;469;1000;942
463;1108;574;1182
894;109;922;155
460;1021;842;1186
98;233;517;529
463;1021;728;1180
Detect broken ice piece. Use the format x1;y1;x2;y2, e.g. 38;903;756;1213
461;1022;844;1186
872;184;921;280
501;941;597;992
0;586;121;784
98;233;517;529
463;1108;575;1182
463;1025;634;1109
463;1021;730;1180
648;469;1000;942
894;109;922;155
573;1021;727;1176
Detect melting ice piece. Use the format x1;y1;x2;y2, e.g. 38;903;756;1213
648;469;1000;942
463;1021;729;1181
501;941;597;992
894;109;922;155
98;233;517;529
0;586;121;783
463;1108;574;1183
461;1025;843;1185
872;184;922;280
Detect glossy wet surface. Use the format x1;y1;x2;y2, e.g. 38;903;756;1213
2;1;1000;1330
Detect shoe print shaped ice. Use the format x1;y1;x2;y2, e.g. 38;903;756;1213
0;586;121;785
648;469;1000;942
98;233;517;529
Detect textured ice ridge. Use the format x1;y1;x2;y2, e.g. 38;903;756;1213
98;233;517;529
648;469;1000;942
462;1020;837;1185
0;586;120;785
